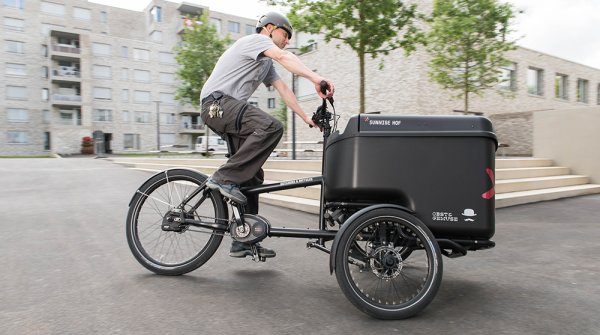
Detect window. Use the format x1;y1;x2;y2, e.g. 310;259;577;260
121;68;129;81
41;66;48;78
122;110;130;123
5;63;26;76
498;63;516;91
42;88;49;101
527;67;543;96
134;111;151;123
210;18;221;34
5;40;24;54
160;133;175;146
100;11;107;24
133;69;150;82
133;48;150;61
93;109;113;122
151;30;162;43
4;0;24;9
42;110;51;124
267;85;275;92
576;79;589;103
59;110;74;125
228;21;240;33
159;52;175;64
124;134;140;150
73;7;91;20
268;98;276;109
41;44;48;57
161;113;176;125
246;24;255;35
40;2;65;16
44;132;51;150
6;85;26;100
92;42;111;56
150;6;162;23
134;90;151;103
121;46;128;58
159;92;174;105
121;89;129;102
248;98;258;107
554;74;568;100
93;87;112;100
7;108;28;122
159;72;174;84
597;84;600;105
92;65;112;78
7;131;28;144
4;17;24;31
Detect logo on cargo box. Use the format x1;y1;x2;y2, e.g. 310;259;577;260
461;208;477;222
362;116;402;126
482;168;495;199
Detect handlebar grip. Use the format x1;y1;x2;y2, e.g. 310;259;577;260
319;80;329;95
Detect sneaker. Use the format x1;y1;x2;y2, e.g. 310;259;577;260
206;177;247;205
229;241;276;258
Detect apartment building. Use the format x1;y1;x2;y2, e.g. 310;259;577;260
1;0;277;156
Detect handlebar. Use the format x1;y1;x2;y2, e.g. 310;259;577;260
311;80;334;137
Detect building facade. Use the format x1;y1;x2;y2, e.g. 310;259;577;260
288;14;600;156
4;0;600;157
1;0;278;156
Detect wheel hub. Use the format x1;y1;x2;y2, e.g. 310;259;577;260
370;246;403;279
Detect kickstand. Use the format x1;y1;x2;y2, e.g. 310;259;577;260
250;244;266;262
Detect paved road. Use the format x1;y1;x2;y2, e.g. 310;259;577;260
1;158;599;334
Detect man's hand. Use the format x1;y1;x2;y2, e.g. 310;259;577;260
304;115;322;131
315;79;335;99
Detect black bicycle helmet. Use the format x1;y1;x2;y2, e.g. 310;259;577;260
255;12;293;39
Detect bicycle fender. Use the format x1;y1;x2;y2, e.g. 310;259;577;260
329;204;414;275
128;168;208;207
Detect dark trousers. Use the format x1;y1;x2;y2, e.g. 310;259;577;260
201;94;283;214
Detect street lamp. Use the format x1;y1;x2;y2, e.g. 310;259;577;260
155;100;161;152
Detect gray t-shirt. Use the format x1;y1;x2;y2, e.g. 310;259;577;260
200;34;280;101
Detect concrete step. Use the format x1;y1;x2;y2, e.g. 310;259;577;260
260;193;320;214
496;158;553;169
496;184;600;208
496;166;570;180
115;156;599;211
496;175;589;193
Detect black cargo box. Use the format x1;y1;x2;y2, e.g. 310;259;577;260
324;114;497;239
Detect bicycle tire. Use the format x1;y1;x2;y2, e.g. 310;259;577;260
126;169;226;275
334;208;442;319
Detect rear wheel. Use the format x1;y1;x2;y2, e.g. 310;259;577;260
335;208;442;319
126;169;227;275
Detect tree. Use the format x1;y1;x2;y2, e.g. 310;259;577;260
273;99;288;133
426;0;517;114
174;14;230;107
266;0;422;113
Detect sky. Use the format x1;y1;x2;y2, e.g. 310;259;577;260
89;0;600;69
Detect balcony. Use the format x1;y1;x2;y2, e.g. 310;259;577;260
51;67;81;83
50;44;81;60
52;94;82;107
179;122;205;134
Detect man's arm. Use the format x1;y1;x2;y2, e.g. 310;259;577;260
264;47;334;98
270;78;318;128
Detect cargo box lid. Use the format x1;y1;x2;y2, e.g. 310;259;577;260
328;114;497;147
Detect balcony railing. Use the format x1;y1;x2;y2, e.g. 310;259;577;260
51;44;81;55
52;94;82;102
52;69;81;78
179;123;205;132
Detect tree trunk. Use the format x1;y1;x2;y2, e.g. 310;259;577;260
359;51;365;114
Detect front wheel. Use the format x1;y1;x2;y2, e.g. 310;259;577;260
334;208;442;319
126;169;227;275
